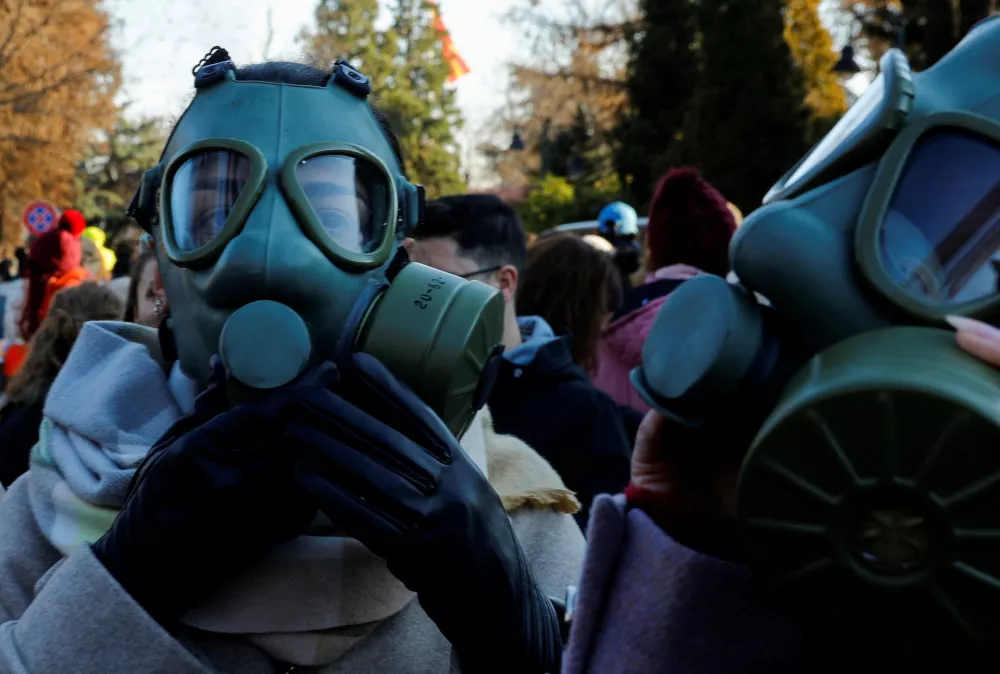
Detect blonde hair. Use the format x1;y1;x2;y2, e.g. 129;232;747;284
5;283;123;406
80;238;110;281
727;202;744;227
581;234;615;253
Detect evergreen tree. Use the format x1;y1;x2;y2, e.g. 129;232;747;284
302;0;388;77
547;107;601;182
669;0;810;214
75;111;168;240
544;105;624;223
300;0;464;197
490;2;632;200
613;0;699;209
785;0;847;140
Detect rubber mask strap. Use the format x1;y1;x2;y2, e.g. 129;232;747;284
158;318;179;371
334;247;412;366
334;280;387;366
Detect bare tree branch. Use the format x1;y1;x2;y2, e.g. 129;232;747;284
0;67;103;109
0;0;28;67
510;65;625;89
262;6;275;60
0;0;72;70
0;28;112;103
0;133;54;143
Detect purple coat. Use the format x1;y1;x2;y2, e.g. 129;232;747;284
592;297;666;414
592;265;701;413
563;495;820;673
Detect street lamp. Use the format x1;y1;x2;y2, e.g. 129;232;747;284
833;11;908;76
832;44;862;74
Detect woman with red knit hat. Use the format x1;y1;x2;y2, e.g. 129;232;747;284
6;210;91;378
593;168;738;416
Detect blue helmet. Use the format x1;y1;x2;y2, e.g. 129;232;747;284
598;201;638;237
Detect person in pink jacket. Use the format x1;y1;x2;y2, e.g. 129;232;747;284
593;168;738;413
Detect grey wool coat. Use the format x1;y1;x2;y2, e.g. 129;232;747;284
0;477;583;673
0;322;585;673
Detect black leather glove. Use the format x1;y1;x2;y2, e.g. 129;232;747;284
92;362;318;622
288;353;563;674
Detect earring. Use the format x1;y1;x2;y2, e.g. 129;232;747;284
154;297;166;317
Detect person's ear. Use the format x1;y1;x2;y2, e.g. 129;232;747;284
152;261;170;313
402;237;415;252
497;264;518;303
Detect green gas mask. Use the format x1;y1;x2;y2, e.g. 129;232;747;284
130;53;504;439
633;18;1000;648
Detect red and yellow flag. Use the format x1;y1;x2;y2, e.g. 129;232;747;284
431;1;470;83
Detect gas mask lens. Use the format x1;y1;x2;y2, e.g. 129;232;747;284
295;154;390;254
170;150;252;252
879;129;1000;305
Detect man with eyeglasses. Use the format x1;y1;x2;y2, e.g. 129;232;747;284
405;195;632;531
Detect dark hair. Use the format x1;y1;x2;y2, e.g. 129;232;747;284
112;240;136;279
233;62;404;167
413;195;528;273
123;249;157;325
6;283;123;406
14;248;27;279
517;234;623;374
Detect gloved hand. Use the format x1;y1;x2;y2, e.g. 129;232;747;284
288;353;562;674
92;361;318;622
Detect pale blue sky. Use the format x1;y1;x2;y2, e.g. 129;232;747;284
106;0;869;187
106;0;520;185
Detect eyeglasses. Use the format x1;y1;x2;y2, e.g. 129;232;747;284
459;265;503;280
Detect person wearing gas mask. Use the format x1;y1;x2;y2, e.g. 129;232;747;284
0;51;585;674
564;17;1000;671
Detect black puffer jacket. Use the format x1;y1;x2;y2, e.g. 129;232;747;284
488;321;632;532
0;399;43;488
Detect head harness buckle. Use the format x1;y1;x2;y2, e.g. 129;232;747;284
332;59;372;99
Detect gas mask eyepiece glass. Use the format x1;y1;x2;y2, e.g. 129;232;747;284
768;46;1000;318
859;116;1000;316
163;139;397;268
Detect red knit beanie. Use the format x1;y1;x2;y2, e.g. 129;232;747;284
645;168;737;277
58;209;87;237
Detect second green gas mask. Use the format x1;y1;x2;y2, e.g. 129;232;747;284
130;54;503;439
632;18;1000;649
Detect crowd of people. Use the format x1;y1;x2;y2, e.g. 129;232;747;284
0;19;995;671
